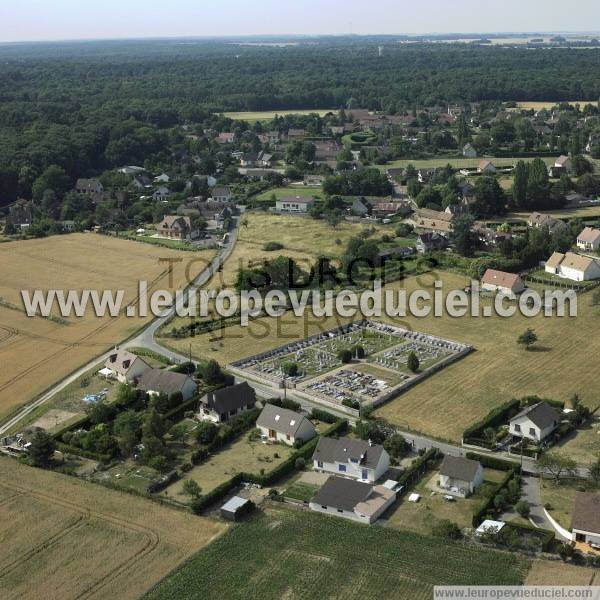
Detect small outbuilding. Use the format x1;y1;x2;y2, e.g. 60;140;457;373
220;496;253;522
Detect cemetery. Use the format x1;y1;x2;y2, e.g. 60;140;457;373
229;320;471;411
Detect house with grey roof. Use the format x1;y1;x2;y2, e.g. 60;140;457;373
309;476;396;524
312;436;389;483
572;492;600;547
256;404;316;446
509;401;560;443
137;369;197;402
439;456;484;498
198;382;256;423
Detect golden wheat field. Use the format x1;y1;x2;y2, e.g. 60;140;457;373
0;234;214;420
525;559;597;586
0;458;227;600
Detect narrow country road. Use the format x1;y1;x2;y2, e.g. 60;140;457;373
0;220;239;435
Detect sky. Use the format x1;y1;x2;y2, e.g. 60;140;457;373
1;0;600;43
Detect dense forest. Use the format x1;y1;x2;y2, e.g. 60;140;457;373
1;37;600;204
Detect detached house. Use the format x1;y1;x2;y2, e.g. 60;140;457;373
198;382;256;423
439;456;484;498
240;151;273;168
528;212;567;235
103;349;150;383
416;232;449;254
545;251;600;282
210;186;232;203
76;178;104;195
309;476;396;525
571;492;600;547
509;401;560;442
312;437;390;483
153;186;171;202
462;143;477;158
137;369;197;402
350;197;373;217
481;269;526;295
577;227;600;252
256;404;316;446
555;155;573;173
478;160;497;174
157;215;198;241
275;196;315;213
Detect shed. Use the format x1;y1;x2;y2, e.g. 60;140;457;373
220;496;252;522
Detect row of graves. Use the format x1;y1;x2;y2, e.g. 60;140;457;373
304;369;390;406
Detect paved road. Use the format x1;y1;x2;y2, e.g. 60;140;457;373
0;221;239;436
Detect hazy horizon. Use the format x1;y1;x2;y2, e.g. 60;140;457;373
1;0;600;44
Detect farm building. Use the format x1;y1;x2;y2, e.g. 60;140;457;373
577;227;600;252
198;382;256;423
481;269;525;295
103;349;150;383
509;401;560;443
312;437;390;483
350;196;373;217
256;404;316;446
275;196;315;213
137;369;197;401
438;456;484;498
545;251;600;282
309;476;396;524
571;492;600;547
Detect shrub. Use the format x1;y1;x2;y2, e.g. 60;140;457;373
264;241;284;251
295;457;306;470
338;349;352;364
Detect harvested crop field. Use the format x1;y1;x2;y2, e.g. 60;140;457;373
0;458;226;600
0;233;214;420
145;507;528;599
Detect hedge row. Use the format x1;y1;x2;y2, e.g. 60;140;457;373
465;452;518;472
310;408;341;424
462;399;521;443
190;418;348;513
472;468;520;527
397;448;440;496
56;442;112;463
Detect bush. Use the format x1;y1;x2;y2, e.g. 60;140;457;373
462;399;521;444
432;519;462;540
338;349;352;364
264;241;284;251
295;457;306;470
310;408;338;424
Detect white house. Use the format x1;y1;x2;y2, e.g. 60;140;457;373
438;456;484;498
545;251;600;282
103;349;150;383
312;437;390;483
572;492;600;547
462;143;477;158
577;227;600;252
211;186;232;203
509;401;560;443
275;196;315;213
309;476;396;525
256;404;316;446
137;369;197;402
154;173;171;184
481;269;526;295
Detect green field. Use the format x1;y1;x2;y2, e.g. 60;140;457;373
145;508;528;599
222;109;336;122
254;186;323;202
380;157;556;171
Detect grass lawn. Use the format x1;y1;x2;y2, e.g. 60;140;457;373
145;507;529;600
385;468;506;533
526;559;598;585
283;481;320;502
162;431;294;503
555;418;600;463
254;186;323;202
380;156;555;171
509;205;600;220
539;478;600;530
222;109;336;122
